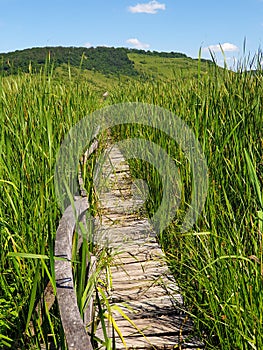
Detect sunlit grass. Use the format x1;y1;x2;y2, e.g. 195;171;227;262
0;53;262;349
0;70;104;348
109;59;263;349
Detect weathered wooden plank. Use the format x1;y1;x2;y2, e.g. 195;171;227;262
93;144;204;349
105;314;193;336
112;335;204;350
110;284;178;303
109;261;169;281
109;276;176;292
112;246;164;262
114;295;184;314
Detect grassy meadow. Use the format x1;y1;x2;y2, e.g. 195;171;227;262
128;52;214;80
0;53;262;349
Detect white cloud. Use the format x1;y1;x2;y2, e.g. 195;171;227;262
128;1;165;14
126;38;150;49
204;42;239;52
84;42;92;48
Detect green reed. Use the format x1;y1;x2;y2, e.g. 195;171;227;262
0;69;103;349
0;54;262;349
109;59;262;349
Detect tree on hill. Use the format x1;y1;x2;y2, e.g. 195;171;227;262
0;46;198;77
0;46;138;77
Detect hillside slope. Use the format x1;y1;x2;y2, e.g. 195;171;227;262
128;52;214;80
0;46;215;82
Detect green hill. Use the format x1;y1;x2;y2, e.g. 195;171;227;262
128;52;214;80
0;46;137;77
0;46;215;82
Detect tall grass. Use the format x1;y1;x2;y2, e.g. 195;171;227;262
0;54;262;349
0;69;103;349
109;59;263;349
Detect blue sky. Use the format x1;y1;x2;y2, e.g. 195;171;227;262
0;0;262;68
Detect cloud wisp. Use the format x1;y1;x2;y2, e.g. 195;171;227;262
128;1;165;14
84;42;92;48
204;42;239;53
126;38;150;49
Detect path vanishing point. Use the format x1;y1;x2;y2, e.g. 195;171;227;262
54;141;204;349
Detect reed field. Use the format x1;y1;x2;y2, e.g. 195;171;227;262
0;55;262;349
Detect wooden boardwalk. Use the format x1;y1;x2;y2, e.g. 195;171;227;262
93;145;204;349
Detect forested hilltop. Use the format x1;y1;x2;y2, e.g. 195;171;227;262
0;46;214;77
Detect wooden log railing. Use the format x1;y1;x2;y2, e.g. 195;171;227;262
55;197;92;350
55;135;100;350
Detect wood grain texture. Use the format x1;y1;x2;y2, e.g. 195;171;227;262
55;197;92;350
94;145;204;349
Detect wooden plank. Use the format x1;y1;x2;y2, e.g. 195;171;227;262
112;335;204;350
93;144;203;349
113;295;184;314
105;314;193;336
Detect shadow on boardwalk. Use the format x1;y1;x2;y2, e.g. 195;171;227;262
93;145;204;349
